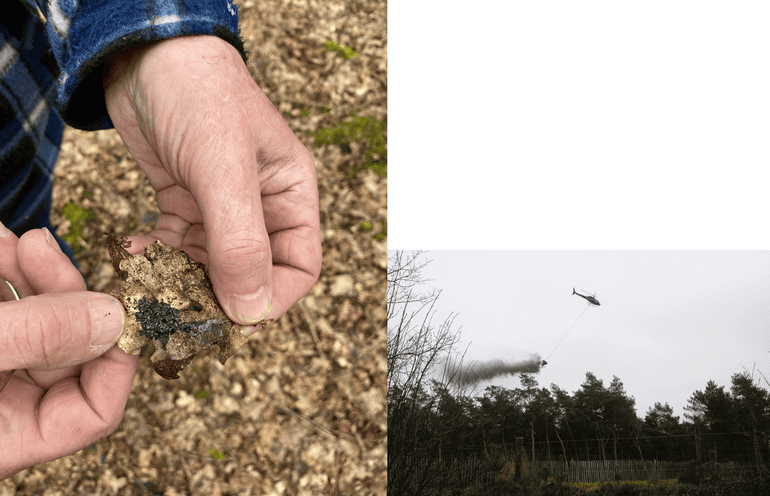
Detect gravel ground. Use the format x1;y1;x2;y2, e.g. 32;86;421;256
1;0;386;494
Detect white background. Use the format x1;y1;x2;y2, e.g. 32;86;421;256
390;1;770;248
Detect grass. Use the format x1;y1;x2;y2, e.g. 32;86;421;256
422;473;769;496
566;479;678;494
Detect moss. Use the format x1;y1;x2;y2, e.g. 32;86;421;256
194;390;212;399
61;201;94;254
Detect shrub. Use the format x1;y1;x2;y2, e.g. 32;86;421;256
676;461;721;486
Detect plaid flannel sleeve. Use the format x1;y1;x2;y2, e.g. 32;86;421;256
1;1;66;240
22;0;247;131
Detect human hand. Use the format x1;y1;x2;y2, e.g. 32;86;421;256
103;35;322;328
0;227;139;479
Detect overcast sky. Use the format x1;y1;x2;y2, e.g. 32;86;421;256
402;250;770;419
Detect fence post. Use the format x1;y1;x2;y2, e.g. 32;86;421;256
753;429;764;473
556;428;568;465
531;423;535;465
514;437;524;482
695;428;703;464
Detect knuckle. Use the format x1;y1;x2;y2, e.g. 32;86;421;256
101;412;126;435
11;298;74;369
215;232;271;272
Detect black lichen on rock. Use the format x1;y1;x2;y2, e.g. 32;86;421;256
135;298;182;346
135;298;225;347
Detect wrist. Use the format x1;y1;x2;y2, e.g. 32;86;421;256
102;42;153;95
103;35;239;90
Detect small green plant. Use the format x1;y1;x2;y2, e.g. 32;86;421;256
372;219;386;241
308;111;386;177
194;389;212;399
324;40;359;60
208;448;226;460
61;201;94;254
359;219;385;241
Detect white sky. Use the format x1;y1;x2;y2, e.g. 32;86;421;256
389;2;770;249
405;250;770;420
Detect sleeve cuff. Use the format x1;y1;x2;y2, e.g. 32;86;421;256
47;0;247;130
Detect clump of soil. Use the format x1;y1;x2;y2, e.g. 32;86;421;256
106;234;271;379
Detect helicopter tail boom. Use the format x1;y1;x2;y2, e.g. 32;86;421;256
572;287;600;305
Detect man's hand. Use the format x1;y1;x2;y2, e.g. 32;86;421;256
0;227;139;479
103;35;322;328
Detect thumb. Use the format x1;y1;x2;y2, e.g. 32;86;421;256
200;187;274;325
0;292;125;370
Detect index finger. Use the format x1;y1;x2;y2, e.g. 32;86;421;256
0;279;20;393
0;223;34;298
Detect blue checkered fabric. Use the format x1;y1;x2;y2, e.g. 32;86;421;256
1;0;245;266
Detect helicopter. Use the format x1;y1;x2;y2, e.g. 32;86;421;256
573;288;600;306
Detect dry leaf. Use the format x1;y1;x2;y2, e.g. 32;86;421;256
106;234;271;379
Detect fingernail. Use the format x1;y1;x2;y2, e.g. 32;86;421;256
89;295;125;347
0;221;11;238
228;285;271;324
43;227;63;253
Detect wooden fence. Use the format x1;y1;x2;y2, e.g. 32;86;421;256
531;459;757;483
404;456;496;488
408;457;757;487
531;459;687;482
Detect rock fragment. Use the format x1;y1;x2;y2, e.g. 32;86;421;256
106;234;271;379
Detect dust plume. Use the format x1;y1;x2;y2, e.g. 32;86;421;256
446;356;542;386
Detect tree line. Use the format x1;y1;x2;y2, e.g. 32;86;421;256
391;370;770;464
